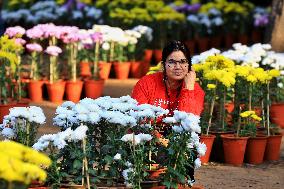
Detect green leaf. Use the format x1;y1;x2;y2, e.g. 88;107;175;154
73;159;82;169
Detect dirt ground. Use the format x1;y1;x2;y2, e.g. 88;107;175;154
30;101;284;189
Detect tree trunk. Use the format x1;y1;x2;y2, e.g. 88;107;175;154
267;0;284;52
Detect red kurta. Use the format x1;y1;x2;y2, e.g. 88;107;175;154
132;72;205;116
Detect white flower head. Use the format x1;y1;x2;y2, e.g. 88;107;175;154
114;153;122;160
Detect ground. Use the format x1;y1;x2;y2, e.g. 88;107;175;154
7;79;284;189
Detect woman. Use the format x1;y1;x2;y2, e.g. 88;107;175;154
132;40;205;185
132;40;205;116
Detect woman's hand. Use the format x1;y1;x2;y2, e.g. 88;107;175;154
184;67;196;90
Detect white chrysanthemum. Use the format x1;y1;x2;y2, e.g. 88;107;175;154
121;133;135;143
114;153;122;160
122;168;134;186
196;142;207;157
61;101;76;108
88;112;101;124
172;125;183;133
163;117;177;124
136;133;152;142
53;136;67;149
194;158;201;169
1;127;14;138
71;125;88;141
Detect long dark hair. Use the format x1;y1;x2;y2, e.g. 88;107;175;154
162;40;192;80
161;40;192;113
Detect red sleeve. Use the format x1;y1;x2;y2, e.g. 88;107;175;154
178;82;205;116
131;78;150;104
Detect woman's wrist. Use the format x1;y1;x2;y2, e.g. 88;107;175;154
185;83;194;90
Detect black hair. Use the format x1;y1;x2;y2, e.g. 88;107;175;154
161;40;192;72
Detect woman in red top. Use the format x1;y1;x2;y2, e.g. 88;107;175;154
132;40;205;116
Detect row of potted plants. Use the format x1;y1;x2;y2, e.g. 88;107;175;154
0;96;206;189
3;0;270;53
0;24;153;109
192;43;283;166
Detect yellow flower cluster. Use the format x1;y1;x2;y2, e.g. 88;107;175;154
194;55;236;87
207;84;216;89
240;111;262;121
0;141;51;184
235;66;280;84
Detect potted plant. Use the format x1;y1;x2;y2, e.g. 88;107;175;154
0;106;46;146
263;69;283;161
113;40;131;80
84;31;105;99
45;45;65;103
26;43;44;102
221;107;249;166
0;35;21;122
33;124;91;189
62;28;85;103
0;141;51;189
159;111;206;188
199;83;217;164
99;41;112;80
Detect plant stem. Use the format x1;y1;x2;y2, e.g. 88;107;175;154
93;42;100;80
222;86;226;130
236;107;242;137
207;87;216;135
110;42;114;62
82;138;90;189
248;83;252;111
261;98;266;128
267;82;270;136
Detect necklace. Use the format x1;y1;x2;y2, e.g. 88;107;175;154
163;79;182;115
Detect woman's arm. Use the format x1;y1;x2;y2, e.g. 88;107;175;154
178;82;205;116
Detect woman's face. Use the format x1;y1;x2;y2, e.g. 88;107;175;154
165;50;189;81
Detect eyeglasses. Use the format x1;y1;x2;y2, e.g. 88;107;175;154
166;58;189;68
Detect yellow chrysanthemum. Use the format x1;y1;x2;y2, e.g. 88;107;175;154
0;141;51;184
207;84;216;89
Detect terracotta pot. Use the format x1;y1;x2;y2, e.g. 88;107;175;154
270;103;284;128
28;187;50;189
264;134;283;161
245;136;268;164
209;130;235;163
224;33;236;48
28;80;44;102
144;49;153;63
0;102;17;123
185;40;196;55
84;79;105;99
141;60;151;76
46;81;66;104
196;37;209;53
210;35;222;48
200;134;216;164
154;49;163;63
99;61;112;80
221;134;249;166
130;61;143;78
113;62;131;80
65;80;83;103
238;34;249;45
79;61;91;77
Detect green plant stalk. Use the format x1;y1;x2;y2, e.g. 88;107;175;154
26;121;30;147
17;55;22;101
49;36;57;46
261;98;266;128
236;108;242;137
109;42;115;62
221;86;226;130
118;45;124;63
71;43;78;82
206;88;216;135
49;56;54;84
267;81;270;136
93;42;100;80
82;138;90;189
248;83;252;111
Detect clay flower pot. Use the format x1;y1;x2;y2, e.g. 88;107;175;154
200;134;216;164
245;135;268;164
130;61;143;78
65;80;83;103
270;103;284;128
28;80;44;102
46;81;66;104
113;62;131;80
221;134;249;166
84;79;105;99
264;134;283;161
99;61;112;80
